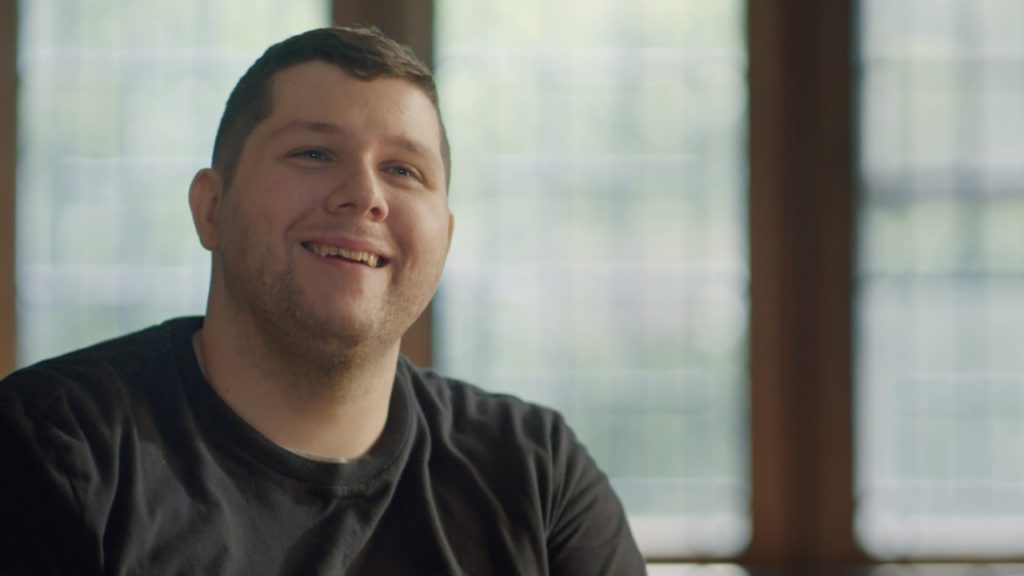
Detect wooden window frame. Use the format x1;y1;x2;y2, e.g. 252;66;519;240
1;0;16;377
744;0;862;566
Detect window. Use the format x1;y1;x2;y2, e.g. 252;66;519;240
434;0;749;557
15;0;328;366
856;0;1024;558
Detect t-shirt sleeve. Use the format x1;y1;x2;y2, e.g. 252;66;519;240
545;414;647;576
0;370;101;576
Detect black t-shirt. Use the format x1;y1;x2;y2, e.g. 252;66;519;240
0;317;645;575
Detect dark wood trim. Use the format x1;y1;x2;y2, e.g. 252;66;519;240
0;0;17;376
331;0;436;367
745;0;864;565
332;0;434;67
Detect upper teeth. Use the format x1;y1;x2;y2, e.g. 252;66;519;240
308;243;379;267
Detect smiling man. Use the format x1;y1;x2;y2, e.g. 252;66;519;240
0;27;645;575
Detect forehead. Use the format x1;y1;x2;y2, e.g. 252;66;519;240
262;61;442;152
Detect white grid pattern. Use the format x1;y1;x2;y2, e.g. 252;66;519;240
434;0;749;557
856;0;1024;558
15;0;328;366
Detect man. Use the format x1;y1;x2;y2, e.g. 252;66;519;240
0;26;645;575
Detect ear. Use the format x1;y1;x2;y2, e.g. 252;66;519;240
189;168;224;251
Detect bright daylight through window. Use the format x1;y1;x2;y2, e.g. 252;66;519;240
434;0;749;557
856;0;1024;558
15;0;327;366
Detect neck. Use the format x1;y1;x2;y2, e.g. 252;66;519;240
195;306;400;461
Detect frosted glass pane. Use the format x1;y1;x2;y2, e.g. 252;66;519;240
856;0;1024;558
434;0;749;557
15;0;329;366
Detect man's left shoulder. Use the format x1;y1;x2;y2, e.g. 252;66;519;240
396;358;648;574
399;358;571;452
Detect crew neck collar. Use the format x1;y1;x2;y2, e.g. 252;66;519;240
167;316;415;492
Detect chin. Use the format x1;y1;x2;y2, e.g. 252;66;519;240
296;309;402;352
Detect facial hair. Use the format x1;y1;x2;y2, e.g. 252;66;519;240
222;245;448;401
218;234;411;398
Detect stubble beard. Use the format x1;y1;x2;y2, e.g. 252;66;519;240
225;246;428;399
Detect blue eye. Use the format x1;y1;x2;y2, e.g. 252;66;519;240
386;165;422;180
295;149;328;161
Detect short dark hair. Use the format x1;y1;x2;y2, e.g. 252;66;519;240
211;26;450;190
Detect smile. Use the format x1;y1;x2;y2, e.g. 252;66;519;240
303;242;386;268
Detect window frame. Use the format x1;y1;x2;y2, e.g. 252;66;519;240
1;0;15;376
744;0;861;565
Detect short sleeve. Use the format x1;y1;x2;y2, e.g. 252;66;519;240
0;370;101;576
545;415;647;576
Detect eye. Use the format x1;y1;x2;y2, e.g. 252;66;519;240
384;165;421;180
291;149;330;161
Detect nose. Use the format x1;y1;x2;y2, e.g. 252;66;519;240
324;162;389;221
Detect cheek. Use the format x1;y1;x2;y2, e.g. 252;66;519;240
398;204;451;256
227;183;319;240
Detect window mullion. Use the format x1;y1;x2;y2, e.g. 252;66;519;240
746;0;862;566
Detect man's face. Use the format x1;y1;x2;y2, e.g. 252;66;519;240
204;61;453;355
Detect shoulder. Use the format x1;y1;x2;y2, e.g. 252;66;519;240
399;358;572;454
396;359;646;573
0;318;201;574
0;316;201;510
0;317;199;435
397;357;588;509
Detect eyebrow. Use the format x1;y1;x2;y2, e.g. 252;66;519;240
272;120;342;137
273;120;435;159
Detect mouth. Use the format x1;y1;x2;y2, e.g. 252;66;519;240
302;241;388;268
